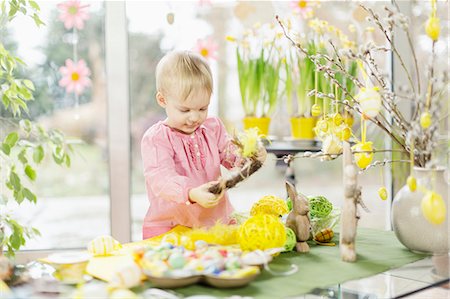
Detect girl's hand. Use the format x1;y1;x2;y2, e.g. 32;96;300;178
189;181;224;208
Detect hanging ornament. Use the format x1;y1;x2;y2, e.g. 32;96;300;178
421;191;446;225
339;126;351;141
425;0;440;41
58;59;91;95
356;87;382;118
57;0;90;30
420;111;431;128
407;176;417;191
352;141;373;169
193;37;218;60
378;187;387;201
166;12;175;25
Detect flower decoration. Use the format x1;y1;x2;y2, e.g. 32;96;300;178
57;0;90;30
289;0;315;19
198;0;212;7
59;59;91;95
193;37;218;60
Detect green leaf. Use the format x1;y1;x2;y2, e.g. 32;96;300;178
1;143;11;155
33;145;44;163
64;154;71;167
19;119;32;133
28;0;40;11
9;171;21;191
4;132;19;148
23;188;36;203
24;164;36;181
22;79;35;91
14;189;24;204
10;230;22;250
18;149;28;164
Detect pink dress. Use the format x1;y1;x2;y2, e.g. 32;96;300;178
141;117;237;239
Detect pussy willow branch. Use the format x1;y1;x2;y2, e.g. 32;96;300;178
413;41;436;121
361;5;416;96
392;0;421;94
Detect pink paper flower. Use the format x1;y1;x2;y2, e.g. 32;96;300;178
290;0;314;18
59;59;91;95
57;0;90;30
194;37;218;60
198;0;212;7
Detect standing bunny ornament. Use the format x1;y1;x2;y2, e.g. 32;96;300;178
285;182;311;253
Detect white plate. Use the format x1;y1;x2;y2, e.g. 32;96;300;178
47;251;90;264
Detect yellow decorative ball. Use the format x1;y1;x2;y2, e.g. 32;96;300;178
250;195;289;217
420;111;431;129
238;215;286;251
421;191;446;225
407;175;417;192
352;141;374;169
311;104;321;117
425;17;440;41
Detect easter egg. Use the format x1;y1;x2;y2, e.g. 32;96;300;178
356;87;381;118
87;235;121;256
110;262;142;288
407;175;417;192
425;17;440;41
420;111;431;128
378;187;388;200
311;104;321;117
339;126;351;141
314;228;334;243
333;113;343;126
421;191;446;225
352;141;374;169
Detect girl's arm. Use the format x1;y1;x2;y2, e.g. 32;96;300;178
141;135;195;205
213;118;241;169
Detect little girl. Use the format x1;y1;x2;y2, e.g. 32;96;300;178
141;50;266;239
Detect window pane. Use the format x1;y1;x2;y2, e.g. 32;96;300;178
1;2;110;250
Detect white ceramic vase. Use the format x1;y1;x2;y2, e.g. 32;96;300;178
391;167;449;254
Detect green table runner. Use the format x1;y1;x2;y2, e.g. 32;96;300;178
174;228;427;298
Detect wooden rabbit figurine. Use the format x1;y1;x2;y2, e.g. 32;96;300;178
285;181;311;253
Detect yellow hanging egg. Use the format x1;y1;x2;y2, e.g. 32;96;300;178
378;187;388;200
407;175;417;192
356;87;382;118
421;191;446;225
238;214;286;251
332;113;343;126
425;17;440;41
344;116;354;127
311;104;321;117
316;118;329;133
87;235;122;256
352;141;374;169
420;111;431;128
339;126;351;141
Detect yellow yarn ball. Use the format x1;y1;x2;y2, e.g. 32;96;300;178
238;215;286;251
250;195;289;217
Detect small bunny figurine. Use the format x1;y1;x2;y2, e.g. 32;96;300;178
285;181;311;252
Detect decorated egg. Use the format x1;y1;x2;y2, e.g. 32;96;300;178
314;228;334;243
352;141;374;169
311;104;321;117
407;175;417;192
421;191;446;225
425;17;440;41
420;111;431;128
110;262;142;288
87;235;121;256
356;87;381;118
378;187;388;200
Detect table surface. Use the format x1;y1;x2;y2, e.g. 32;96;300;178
9;254;450;299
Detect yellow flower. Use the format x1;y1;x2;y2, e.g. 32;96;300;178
425;17;440;41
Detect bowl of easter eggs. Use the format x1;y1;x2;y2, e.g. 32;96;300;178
137;241;264;288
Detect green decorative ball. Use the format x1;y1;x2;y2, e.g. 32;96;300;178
308;195;333;218
283;227;296;252
287;197;293;211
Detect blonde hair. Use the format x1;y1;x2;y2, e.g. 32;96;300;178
156;50;213;101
